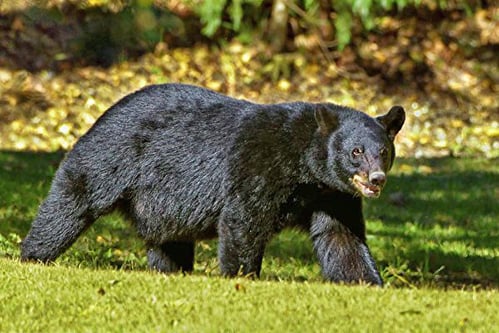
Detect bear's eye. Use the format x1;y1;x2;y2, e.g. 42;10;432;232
352;148;363;157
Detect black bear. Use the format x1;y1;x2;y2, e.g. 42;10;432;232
21;83;405;285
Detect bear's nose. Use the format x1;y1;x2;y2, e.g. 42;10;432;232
369;171;386;186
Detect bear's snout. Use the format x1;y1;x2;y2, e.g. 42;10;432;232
369;171;386;187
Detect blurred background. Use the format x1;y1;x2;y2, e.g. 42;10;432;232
0;0;497;157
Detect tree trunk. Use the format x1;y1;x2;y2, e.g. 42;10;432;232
267;0;289;53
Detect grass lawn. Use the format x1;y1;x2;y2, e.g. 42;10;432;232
0;151;498;331
1;258;497;333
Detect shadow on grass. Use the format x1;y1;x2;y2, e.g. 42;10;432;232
1;151;497;287
364;157;498;287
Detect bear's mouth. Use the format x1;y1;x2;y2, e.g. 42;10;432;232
352;175;382;198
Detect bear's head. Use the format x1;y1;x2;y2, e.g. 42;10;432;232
311;104;405;198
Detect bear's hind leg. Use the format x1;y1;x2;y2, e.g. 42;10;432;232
147;241;195;273
217;217;267;278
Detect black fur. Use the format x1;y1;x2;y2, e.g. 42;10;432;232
21;83;405;285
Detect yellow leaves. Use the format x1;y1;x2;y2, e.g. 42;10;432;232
450;119;464;128
0;68;12;83
241;51;252;64
475;9;499;45
84;0;128;12
192;46;209;64
433;128;448;149
57;123;72;136
325;63;339;79
87;0;107;6
0;34;496;159
172;49;191;78
206;80;223;91
10;120;23;132
48;108;68;120
96;235;107;244
417;133;431;145
485;124;499;138
221;53;237;94
79;111;97;127
84;96;97;109
447;68;479;91
277;79;291;92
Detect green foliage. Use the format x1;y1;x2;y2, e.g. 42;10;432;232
198;0;264;37
196;0;421;48
199;0;226;36
195;0;482;50
332;0;423;49
0;0;487;53
333;3;354;51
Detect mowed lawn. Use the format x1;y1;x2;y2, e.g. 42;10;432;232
1;258;497;333
0;151;498;332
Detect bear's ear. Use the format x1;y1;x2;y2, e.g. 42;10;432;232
314;105;339;136
377;105;405;141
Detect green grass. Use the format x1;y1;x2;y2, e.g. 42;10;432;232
1;258;497;333
0;151;498;331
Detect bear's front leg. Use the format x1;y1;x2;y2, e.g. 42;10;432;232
147;241;195;273
310;211;383;286
22;171;102;262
